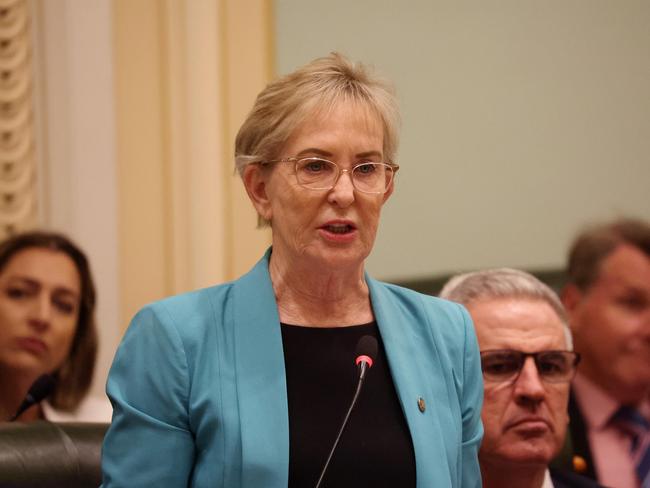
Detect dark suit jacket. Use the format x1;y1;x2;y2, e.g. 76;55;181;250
551;390;605;484
550;468;607;488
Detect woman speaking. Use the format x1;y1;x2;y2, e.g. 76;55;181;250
102;53;483;487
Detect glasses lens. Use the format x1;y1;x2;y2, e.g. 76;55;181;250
535;351;577;382
481;350;578;384
352;163;393;193
481;351;522;382
295;158;338;189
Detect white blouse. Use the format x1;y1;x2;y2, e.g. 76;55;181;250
42;395;113;423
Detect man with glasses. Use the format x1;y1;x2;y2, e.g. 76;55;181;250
440;268;601;488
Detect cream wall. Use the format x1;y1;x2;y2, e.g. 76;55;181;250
33;0;272;397
114;0;272;329
34;0;121;398
275;0;650;281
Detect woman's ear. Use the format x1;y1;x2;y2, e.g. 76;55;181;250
382;180;395;203
242;164;273;221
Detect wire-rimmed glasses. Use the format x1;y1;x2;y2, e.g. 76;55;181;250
480;349;581;384
260;157;399;194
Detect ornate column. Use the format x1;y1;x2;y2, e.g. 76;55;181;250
0;0;37;237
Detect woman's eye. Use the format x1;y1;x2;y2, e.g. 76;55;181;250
307;163;323;172
356;163;377;174
302;159;329;172
53;298;76;315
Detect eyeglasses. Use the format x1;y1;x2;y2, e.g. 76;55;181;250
480;349;581;384
260;157;399;194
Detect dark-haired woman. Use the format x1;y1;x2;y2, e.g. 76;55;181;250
0;230;110;422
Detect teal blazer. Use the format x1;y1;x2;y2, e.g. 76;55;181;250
102;251;483;487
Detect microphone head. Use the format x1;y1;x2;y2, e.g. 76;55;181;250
27;374;56;402
9;374;56;421
354;335;378;368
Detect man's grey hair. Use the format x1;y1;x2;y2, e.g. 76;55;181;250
439;268;573;350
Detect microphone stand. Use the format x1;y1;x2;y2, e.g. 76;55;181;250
314;360;371;488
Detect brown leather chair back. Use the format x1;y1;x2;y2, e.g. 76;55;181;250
0;421;108;488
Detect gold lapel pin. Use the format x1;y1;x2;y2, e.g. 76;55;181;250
417;397;426;413
572;455;587;473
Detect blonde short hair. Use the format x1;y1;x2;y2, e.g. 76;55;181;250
235;52;400;176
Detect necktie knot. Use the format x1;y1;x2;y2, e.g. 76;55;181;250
612;406;650;439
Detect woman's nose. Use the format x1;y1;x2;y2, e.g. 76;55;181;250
29;294;52;331
328;170;356;207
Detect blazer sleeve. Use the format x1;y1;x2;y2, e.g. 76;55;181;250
459;305;484;488
101;304;195;487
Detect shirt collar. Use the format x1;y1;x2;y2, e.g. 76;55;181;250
572;372;621;430
542;468;554;488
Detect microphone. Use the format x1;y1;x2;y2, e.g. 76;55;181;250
354;335;376;381
9;374;56;422
314;335;378;488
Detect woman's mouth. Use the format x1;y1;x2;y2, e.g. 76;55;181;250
16;337;48;355
319;221;357;242
324;224;354;234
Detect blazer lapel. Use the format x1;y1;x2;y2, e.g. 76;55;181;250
368;277;455;487
233;249;289;488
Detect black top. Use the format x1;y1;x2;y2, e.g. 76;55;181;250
281;322;416;487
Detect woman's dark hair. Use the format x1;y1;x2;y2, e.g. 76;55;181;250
0;230;97;410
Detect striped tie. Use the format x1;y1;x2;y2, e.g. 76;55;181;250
612;406;650;488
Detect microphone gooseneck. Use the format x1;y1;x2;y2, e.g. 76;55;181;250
314;335;378;488
9;374;56;422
